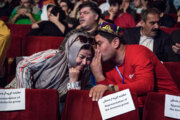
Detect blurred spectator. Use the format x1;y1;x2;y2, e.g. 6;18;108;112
120;0;136;21
131;0;147;14
0;0;20;17
99;0;110;16
70;0;97;19
104;0;136;28
124;8;173;61
41;3;54;20
173;0;180;10
169;29;180;61
42;0;55;5
77;2;101;34
148;1;176;28
32;0;43;15
59;0;79;30
8;0;41;24
0;20;11;86
28;6;68;36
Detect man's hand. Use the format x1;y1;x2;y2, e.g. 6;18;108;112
172;43;180;54
89;84;108;101
90;49;105;82
69;68;80;82
49;13;60;24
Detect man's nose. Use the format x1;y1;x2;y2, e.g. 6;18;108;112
82;58;87;65
154;23;159;29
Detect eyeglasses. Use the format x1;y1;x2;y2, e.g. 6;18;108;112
75;35;95;45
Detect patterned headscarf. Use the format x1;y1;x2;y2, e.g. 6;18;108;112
15;29;92;97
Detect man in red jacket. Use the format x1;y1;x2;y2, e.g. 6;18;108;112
89;21;179;107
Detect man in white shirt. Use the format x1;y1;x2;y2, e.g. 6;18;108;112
123;8;173;61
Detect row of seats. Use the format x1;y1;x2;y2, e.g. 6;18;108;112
0;62;180;120
7;35;64;57
0;89;178;120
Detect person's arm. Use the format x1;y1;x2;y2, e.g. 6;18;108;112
89;49;154;101
16;49;58;88
25;12;37;24
70;1;82;18
9;13;20;24
31;20;43;29
0;20;11;68
49;13;65;34
172;43;180;54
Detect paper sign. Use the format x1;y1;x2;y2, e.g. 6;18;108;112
98;89;135;120
0;88;25;111
165;94;180;119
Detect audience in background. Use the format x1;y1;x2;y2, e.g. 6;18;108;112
132;0;147;14
8;0;41;24
32;0;42;15
169;29;180;61
148;1;176;28
29;6;68;36
123;8;175;62
120;0;136;21
77;2;101;34
0;0;20;17
104;0;136;28
59;0;79;30
70;0;97;19
41;3;54;20
99;0;110;16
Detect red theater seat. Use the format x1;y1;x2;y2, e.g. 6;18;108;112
160;27;180;34
143;92;179;120
22;36;64;56
7;24;31;37
0;89;59;120
163;62;180;91
6;35;22;57
61;90;139;120
0;16;9;23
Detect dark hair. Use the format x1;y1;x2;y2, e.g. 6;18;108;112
47;4;55;11
147;1;166;13
178;6;180;12
79;2;101;20
80;44;95;57
141;8;160;22
60;0;73;10
50;6;66;22
109;0;122;6
94;30;125;44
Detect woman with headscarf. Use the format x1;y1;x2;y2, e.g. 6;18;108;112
7;29;94;98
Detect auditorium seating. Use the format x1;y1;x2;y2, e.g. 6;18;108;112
160;27;180;34
0;16;9;23
22;36;64;56
61;90;139;120
143;92;179;120
163;62;180;91
0;89;59;120
7;24;31;38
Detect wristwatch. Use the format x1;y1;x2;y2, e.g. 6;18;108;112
108;84;115;91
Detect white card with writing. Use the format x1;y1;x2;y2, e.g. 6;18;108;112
98;89;135;120
0;88;25;111
165;94;180;119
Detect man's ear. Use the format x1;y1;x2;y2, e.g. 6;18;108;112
141;20;146;27
94;14;99;21
112;37;120;49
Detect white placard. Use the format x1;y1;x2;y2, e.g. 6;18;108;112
165;94;180;119
0;88;25;111
98;89;135;120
